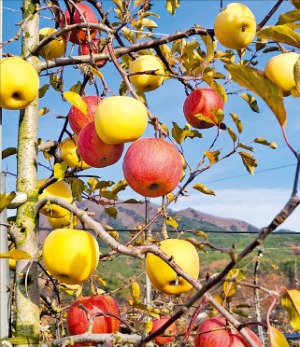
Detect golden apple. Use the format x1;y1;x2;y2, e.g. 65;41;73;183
42;228;100;284
146;239;200;295
213;3;256;50
0;57;39;110
47;211;78;229
38;27;66;60
38;178;73;218
59;136;91;170
94;96;148;145
128;55;165;92
264;52;300;96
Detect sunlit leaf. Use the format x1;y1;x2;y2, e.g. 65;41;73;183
223;269;246;298
108;231;119;241
67;177;85;202
165;216;178;229
254;138;278;149
268;325;290;347
101;190;118;200
121;27;136;44
113;0;123;11
204;150;220;165
63;91;88;116
200;33;215;66
240;93;259;113
96;180;114;190
238;151;258;174
172;122;202;144
202;76;227;102
0;249;31;260
281;289;300;330
230;113;243;133
2;147;17;159
131;282;141;302
225;64;286;127
89;66;104;80
53;162;67;181
166;0;180;16
87;177;99;192
277;9;300;24
257;24;300;48
134;0;146;7
0;192;17;213
193;184;216;196
143;320;153;334
112;179;128;194
38;107;49;116
60;283;82;297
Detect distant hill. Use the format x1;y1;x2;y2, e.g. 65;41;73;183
39;199;259;241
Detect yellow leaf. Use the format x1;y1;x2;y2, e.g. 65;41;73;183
131;282;141;302
225;64;286;127
204;150;220;165
268;325;289;347
193;184;216;196
223;269;246;298
0;249;31;260
238;151;258;175
281;289;300;330
143;320;153;334
89;66;104;80
0;192;17;213
165;216;178;229
63;91;87;116
257;24;300;49
166;0;180;16
53;162;67;181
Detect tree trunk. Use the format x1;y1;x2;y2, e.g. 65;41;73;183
15;0;40;345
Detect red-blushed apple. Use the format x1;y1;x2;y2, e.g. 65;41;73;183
183;88;224;129
68;95;101;135
60;3;98;44
78;40;108;68
122;138;182;198
77;121;124;168
67;295;121;345
150;316;177;346
194;317;263;347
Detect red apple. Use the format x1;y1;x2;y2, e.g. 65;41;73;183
67;295;121;345
151;316;177;346
78;40;108;68
60;3;98;44
77;121;124;168
68;95;101;135
194;317;263;347
183;88;224;129
122;138;182;198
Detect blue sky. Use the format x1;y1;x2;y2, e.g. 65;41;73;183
2;0;300;231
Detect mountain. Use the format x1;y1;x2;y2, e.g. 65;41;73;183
39;199;259;241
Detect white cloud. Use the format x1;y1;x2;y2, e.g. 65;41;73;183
169;188;300;232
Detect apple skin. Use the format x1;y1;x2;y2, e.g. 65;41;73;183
183;88;224;129
59;136;91;170
146;238;200;295
264;52;300;96
68;95;102;136
122;138;182;198
39;27;66;60
38;178;73;218
67;295;121;344
128;55;165;92
94;96;148;145
78;40;108;68
0;57;39;110
47;211;78;229
60;3;98;44
42;228;100;285
151;316;177;346
213;3;256;50
77;122;124;168
194;317;263;347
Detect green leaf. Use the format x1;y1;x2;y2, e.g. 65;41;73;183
281;289;300;330
101;191;118;200
166;0;180;15
238;151;258;174
111;179;128;194
38;84;50;98
225;64;286;127
96;180;114;190
257;24;300;49
193;184;216;196
172;122;202;144
123;199;143;204
50;74;63;91
230;113;243;134
2;147;17;159
70;81;82;94
268;325;290;347
254;138;278;149
0;192;17;213
227;128;237;142
240;93;259;113
67;177;85;202
204;150;220;165
104;207;118;219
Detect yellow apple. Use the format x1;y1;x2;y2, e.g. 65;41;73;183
9;258;17;271
47;211;78;229
59;136;91;170
128;55;165;92
94;96;148;145
145;239;200;295
213;3;256;50
38;178;73;218
0;57;39;110
42;228;100;284
264;52;300;96
38;27;66;60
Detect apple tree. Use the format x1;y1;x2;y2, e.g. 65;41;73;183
1;0;300;346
